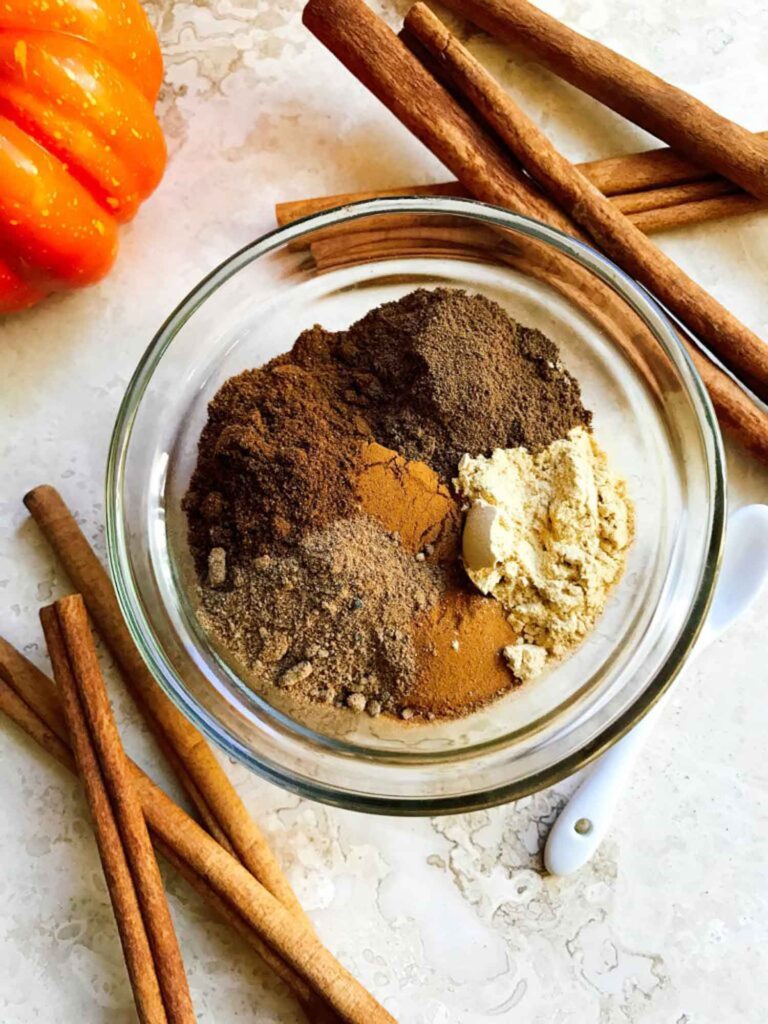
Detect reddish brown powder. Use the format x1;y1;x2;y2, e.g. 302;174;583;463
354;441;462;564
409;592;519;719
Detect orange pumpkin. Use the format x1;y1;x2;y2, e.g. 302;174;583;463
0;0;167;312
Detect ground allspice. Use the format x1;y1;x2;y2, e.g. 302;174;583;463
294;287;591;479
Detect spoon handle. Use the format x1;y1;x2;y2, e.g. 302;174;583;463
544;503;768;876
543;697;665;875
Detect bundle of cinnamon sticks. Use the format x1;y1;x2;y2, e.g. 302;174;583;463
0;485;395;1023
282;0;768;462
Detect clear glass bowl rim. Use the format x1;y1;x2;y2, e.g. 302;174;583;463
105;196;726;814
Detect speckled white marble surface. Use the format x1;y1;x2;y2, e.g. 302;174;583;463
1;2;768;1021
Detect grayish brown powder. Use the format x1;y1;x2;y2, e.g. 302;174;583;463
197;515;441;713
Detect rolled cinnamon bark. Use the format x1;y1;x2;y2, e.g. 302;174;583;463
41;604;172;1024
0;634;389;1024
437;0;768;200
0;649;73;770
275;127;768;230
579;135;768;195
612;179;736;215
311;223;499;261
403;2;768;400
50;596;197;1024
277;179;765;240
628;193;765;235
151;837;335;1023
23;484;307;925
0;646;336;1024
276;181;469;227
303;0;574;233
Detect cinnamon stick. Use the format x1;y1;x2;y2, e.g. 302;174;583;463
0;649;73;771
23;484;307;925
137;779;395;1024
312;241;493;269
685;348;768;464
0;640;395;1024
0;634;70;746
437;0;768;201
276;181;470;226
152;838;335;1024
611;179;736;215
276;124;768;229
628;193;765;235
40;604;173;1024
303;0;573;234
311;223;499;261
52;596;197;1023
0;634;338;1024
277;178;765;241
403;2;768;400
579;136;768;195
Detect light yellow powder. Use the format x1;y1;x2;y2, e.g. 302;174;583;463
455;427;634;681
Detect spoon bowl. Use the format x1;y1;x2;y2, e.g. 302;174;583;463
702;503;768;646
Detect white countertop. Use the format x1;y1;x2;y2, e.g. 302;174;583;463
1;1;767;1021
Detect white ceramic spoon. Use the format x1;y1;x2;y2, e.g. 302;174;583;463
544;503;768;877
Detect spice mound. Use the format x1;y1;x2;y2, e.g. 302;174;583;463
293;287;591;479
184;287;629;722
455;427;634;680
198;515;439;716
183;362;363;571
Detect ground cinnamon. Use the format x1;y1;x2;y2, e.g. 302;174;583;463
410;592;517;718
354;441;461;563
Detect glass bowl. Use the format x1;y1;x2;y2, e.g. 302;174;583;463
106;197;725;814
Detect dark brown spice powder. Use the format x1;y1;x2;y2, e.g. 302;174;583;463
294;287;591;479
183;362;366;572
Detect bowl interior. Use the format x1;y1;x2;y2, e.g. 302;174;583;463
108;199;724;812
